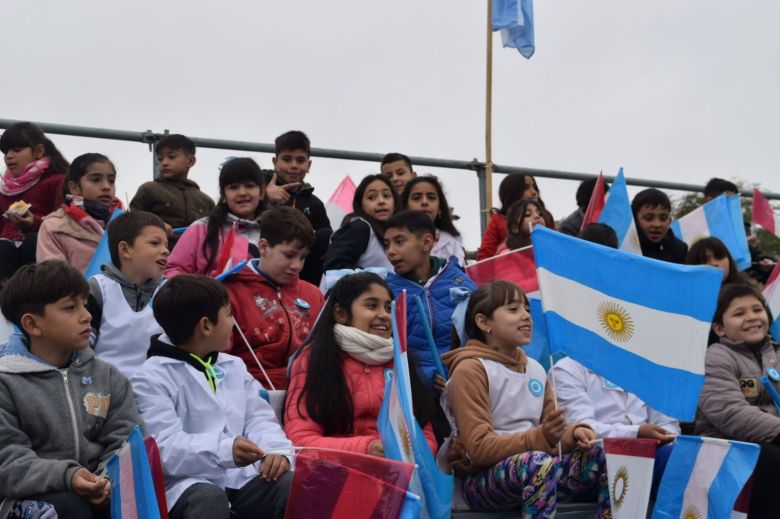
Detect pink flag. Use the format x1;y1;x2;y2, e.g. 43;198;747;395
326;176;357;228
752;188;779;238
466;245;538;294
581;172;606;229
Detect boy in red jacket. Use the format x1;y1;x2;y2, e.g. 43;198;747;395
222;207;324;389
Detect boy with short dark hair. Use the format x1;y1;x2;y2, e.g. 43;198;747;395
703;177;739;201
131;275;293;519
87;210;169;378
0;261;141;518
381;152;416;195
130;134;215;232
558;178;610;236
264;130;331;286
384;210;476;391
631;188;688;263
222;206;324;389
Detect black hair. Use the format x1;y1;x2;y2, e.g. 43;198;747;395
275;130;311;156
631;188;671;216
108;211;168;268
293;272;433;435
0;122;69;173
576;178;610;210
346;174;398;238
505;198;547;250
710;283;772;345
498;174;540;215
153;274;230;345
466;281;529;343
704;178;738;200
384;209;437;238
64;153;115;199
260;206;315;249
0;261;89;338
578;223;618;249
686;237;743;285
155;134;196;155
202;158;265;273
400;175;460;237
381;152;413;171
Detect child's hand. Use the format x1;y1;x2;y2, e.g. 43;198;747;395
6;211;34;232
573;426;596;450
265;173;301;205
233;436;264;467
638;424;676;444
368;439;385;458
541;408;566;447
260;454;290;481
71;468;111;506
433;374;447;395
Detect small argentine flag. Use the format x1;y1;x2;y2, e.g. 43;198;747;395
531;226;722;421
598;168;642;256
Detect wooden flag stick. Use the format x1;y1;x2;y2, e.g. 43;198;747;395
548;353;563;460
485;0;494;229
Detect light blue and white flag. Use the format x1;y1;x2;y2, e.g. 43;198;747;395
671;194;751;270
652;436;759;519
84;208;124;279
492;0;535;59
531;226;722;420
598;168;642;255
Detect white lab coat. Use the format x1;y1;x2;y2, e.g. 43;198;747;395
131;345;293;510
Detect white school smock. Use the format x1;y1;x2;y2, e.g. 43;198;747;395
480;356;547;435
549;356;680;438
92;274;162;378
354;217;394;270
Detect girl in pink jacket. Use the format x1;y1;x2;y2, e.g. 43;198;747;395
165;157;265;277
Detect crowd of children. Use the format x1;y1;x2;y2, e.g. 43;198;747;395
0;120;778;518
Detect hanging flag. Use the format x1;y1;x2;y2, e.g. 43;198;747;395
764;261;780;341
532;226;722;420
752;188;780;238
598;168;642;255
210;222;238;277
581;172;606;229
325;176;357;228
492;0;535;59
84;208;124;279
671;194;751;270
285;448;415;519
377;290;453;519
604;438;657;519
652;436;759;519
106;425;163;519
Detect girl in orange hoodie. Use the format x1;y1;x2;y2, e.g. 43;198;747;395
441;280;611;517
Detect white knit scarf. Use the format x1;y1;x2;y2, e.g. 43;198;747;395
334;324;394;365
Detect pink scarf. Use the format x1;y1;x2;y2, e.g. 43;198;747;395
0;157;51;196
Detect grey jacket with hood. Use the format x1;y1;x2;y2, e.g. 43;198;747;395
0;335;142;498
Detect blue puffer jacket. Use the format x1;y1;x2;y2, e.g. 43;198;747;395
387;257;477;392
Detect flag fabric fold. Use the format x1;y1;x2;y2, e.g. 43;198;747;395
325;176;357;229
492;0;535;58
597;168;642;255
581;172;606;229
603;438;657;519
763;261;780;341
752;188;779;238
84;208;124;279
106;425;163;519
531;226;722;421
210;222;238;277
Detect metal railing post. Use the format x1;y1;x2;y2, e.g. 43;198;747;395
470;159;489;235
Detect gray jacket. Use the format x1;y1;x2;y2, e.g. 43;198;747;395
0;335;142;498
695;337;780;443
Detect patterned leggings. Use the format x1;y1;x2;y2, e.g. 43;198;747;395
461;447;612;519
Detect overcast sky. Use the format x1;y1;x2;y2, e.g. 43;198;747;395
2;1;778;250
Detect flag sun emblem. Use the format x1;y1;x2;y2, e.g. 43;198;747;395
396;416;413;459
597;301;634;342
683;504;703;519
611;466;629;510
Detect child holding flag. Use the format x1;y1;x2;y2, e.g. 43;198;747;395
440;280;611;517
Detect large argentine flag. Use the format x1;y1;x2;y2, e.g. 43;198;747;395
652;436;759;519
598;168;642;255
531;226;722;420
671;194;751;270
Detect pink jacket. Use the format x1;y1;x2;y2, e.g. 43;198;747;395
285;349;438;455
36;207;103;274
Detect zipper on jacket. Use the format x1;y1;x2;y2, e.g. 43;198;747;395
278;286;295;357
61;370;81;459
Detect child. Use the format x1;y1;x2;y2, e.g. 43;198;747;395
265;131;331;286
0;122;69;281
166;157;264;277
401;175;466;265
324;174;396;272
441;281;610;516
87;211;169;378
131;275;293;519
37;153;123;273
129;134;215;233
498;198;549;253
686;237;753;286
222;207;324;389
384;210;476;392
381;152;417;195
695;283;780;517
284;272;437;455
631;188;688;263
558;178;610;236
0;261;141;518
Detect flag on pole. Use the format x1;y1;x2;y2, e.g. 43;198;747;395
492;0;535;58
378;290;453;519
598;168;642;255
209;222;238;277
581;172;606;229
325;176;357;228
532;226;722;420
671;194;751;270
84;208;124;279
106;425;163;519
604;438;657;519
652;436;759;519
752;188;780;238
764;261;780;341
